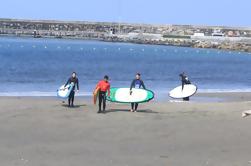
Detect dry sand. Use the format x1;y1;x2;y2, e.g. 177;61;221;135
1;93;251;166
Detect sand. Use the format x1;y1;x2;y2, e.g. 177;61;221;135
0;93;251;166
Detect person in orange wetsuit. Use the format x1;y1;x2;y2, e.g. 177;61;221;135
96;75;110;113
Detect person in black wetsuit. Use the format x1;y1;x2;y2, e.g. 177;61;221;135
64;72;79;107
179;72;191;101
130;73;146;112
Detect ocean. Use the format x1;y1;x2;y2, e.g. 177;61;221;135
0;37;251;98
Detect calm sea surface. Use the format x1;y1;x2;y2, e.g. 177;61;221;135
0;37;251;97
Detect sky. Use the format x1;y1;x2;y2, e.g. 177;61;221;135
0;0;250;27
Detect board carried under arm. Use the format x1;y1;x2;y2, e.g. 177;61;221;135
57;83;74;99
107;87;154;103
169;84;197;99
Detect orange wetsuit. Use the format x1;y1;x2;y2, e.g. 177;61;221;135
96;80;110;96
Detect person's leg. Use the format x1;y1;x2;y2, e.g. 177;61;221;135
130;103;134;112
71;91;75;107
68;95;71;107
68;97;71;107
98;92;103;113
68;91;73;107
183;97;189;101
135;103;139;111
103;94;106;111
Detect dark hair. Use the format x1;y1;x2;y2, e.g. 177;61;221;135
136;73;141;76
104;75;109;80
180;72;186;76
72;72;76;75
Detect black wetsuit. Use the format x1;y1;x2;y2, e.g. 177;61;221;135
180;74;191;101
130;79;146;111
65;77;79;107
99;91;106;111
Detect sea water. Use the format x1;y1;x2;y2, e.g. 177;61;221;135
0;37;251;97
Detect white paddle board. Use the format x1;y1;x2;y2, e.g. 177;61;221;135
169;84;197;99
57;83;74;98
107;88;154;103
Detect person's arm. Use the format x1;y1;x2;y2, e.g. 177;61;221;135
76;78;79;91
93;82;100;94
185;77;191;84
130;79;135;95
141;80;146;89
107;84;111;96
182;79;185;90
95;81;100;90
130;79;135;90
64;78;70;87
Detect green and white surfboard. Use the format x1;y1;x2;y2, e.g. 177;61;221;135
107;88;154;103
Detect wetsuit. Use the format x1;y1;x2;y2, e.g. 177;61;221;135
96;80;110;113
130;79;146;111
180;74;191;101
65;77;79;107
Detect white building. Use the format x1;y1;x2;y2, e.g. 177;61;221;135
193;32;205;37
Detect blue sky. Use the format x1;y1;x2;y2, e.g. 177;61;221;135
0;0;250;27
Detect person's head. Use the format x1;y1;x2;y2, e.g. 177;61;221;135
179;72;185;77
104;75;109;82
72;72;76;78
136;73;141;80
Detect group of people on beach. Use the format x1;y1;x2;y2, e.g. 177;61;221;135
64;71;191;113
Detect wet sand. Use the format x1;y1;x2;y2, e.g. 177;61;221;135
1;93;251;166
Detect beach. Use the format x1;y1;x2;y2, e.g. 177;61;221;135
1;92;251;166
1;36;251;166
1;1;251;166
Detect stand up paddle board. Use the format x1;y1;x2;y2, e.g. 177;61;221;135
93;87;100;105
57;83;74;98
107;88;154;103
169;84;197;99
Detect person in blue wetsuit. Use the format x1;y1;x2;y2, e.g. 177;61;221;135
179;72;191;101
64;72;79;107
130;73;146;112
